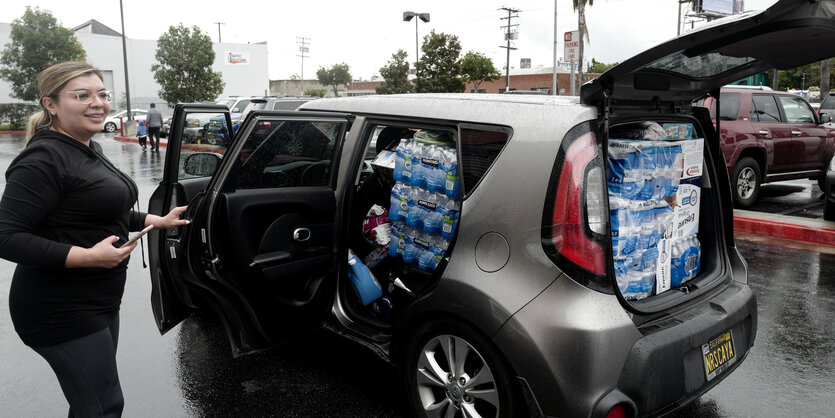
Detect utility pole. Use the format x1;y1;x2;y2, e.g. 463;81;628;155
552;0;558;95
297;37;310;94
119;0;131;121
499;7;520;92
214;22;225;43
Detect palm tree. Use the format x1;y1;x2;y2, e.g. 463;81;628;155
573;0;593;94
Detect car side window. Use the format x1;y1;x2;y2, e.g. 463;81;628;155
177;111;232;181
233;100;251;113
751;94;782;123
777;95;816;124
233;119;343;190
459;124;512;195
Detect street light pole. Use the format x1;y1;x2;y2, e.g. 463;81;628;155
403;11;430;88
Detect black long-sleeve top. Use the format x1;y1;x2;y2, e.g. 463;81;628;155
0;130;146;347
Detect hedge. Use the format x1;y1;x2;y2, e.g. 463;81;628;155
0;103;39;130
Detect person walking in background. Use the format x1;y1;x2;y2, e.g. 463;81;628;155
137;119;148;150
0;61;187;417
146;103;163;151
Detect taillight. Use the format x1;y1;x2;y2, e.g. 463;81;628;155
607;404;627;418
542;122;611;293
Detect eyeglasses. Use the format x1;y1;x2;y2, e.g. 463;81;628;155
58;89;114;104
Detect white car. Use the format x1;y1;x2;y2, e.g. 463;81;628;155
103;109;148;133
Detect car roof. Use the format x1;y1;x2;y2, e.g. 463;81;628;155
581;0;835;105
299;93;591;128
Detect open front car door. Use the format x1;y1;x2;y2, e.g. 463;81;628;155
150;106;351;356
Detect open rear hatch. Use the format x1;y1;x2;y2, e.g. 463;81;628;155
578;0;835;312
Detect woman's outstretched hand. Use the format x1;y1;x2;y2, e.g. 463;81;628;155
151;206;189;230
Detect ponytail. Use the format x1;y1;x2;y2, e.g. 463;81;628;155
24;106;53;143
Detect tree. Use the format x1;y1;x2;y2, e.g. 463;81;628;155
316;63;351;97
573;0;594;94
0;7;86;101
151;24;224;105
821;59;831;98
376;49;414;94
589;59;617;74
415;30;465;93
460;51;501;92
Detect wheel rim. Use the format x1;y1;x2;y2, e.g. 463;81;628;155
415;334;500;418
105;123;116;132
737;167;756;200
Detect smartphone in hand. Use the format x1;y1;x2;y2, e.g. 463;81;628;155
121;225;154;248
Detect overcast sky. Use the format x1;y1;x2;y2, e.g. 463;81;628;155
2;0;777;81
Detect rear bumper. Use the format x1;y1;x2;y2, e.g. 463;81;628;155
493;278;757;417
610;281;757;417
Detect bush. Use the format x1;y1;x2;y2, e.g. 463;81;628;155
304;88;327;98
0;103;38;130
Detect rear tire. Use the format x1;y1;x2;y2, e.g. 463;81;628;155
732;157;761;208
104;122;117;133
824;190;835;221
403;320;524;418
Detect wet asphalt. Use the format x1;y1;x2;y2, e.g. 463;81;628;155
0;133;833;417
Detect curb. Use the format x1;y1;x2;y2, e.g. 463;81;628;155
114;135;167;148
0;130;26;135
734;214;835;248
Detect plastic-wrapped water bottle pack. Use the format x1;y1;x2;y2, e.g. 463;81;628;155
608;140;683;201
389;131;461;271
607;122;702;300
393;138;460;198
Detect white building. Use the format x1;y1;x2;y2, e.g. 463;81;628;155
0;19;269;116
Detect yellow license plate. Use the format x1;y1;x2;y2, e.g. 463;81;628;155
702;330;737;381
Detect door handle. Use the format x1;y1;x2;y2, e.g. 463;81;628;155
293;227;311;242
758;130;770;136
791;130;802;136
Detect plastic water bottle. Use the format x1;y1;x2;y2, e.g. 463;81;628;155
389;184;410;223
405;187;424;228
388;222;407;258
409;141;427;188
424;145;446;193
440;195;460;240
402;226;422;265
393;139;414;183
442;146;460;198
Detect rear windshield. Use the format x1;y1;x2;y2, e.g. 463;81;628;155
647;53;755;78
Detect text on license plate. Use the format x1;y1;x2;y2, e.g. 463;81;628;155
702;330;736;381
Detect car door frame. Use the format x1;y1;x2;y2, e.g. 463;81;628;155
151;105;354;356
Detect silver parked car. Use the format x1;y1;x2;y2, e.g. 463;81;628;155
149;1;835;416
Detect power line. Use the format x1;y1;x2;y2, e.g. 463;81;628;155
499;7;520;92
296;37;311;94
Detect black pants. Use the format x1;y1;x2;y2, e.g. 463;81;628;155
33;317;124;418
148;127;160;149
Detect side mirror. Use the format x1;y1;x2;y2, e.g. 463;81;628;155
820;112;831;124
183;152;222;177
231;107;240;113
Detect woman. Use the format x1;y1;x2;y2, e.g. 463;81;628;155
0;61;187;417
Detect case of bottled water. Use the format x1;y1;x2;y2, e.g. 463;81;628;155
387;130;460;271
607;122;703;300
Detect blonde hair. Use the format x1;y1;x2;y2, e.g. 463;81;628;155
25;61;104;142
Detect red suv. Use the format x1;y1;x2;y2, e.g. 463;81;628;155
698;86;835;207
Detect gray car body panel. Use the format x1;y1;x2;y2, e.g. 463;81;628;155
306;95;599;336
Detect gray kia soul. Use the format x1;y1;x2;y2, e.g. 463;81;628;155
149;1;835;416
